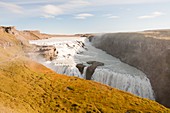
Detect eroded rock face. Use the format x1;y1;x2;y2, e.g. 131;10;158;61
86;65;97;80
86;61;104;80
87;61;104;66
92;32;170;108
76;64;86;74
35;45;57;61
76;61;104;80
0;26;16;34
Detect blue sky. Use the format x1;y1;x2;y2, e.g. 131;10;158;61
0;0;170;34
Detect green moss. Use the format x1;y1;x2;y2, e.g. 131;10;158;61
67;86;74;91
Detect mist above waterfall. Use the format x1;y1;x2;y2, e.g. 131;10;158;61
29;37;155;100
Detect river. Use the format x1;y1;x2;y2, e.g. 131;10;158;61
29;37;155;100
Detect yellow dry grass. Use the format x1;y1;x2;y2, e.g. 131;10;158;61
0;57;169;113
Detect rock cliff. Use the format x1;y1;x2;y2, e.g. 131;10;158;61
92;31;170;108
35;45;57;61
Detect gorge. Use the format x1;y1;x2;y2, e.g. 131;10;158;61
91;31;170;108
29;37;155;100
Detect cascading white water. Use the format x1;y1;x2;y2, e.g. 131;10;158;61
29;37;155;100
92;68;154;99
82;67;88;79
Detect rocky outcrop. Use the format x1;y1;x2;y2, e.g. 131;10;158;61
35;45;57;61
0;26;33;51
0;26;17;34
92;32;170;108
87;61;104;66
86;61;104;80
75;34;94;42
76;61;104;80
76;64;86;74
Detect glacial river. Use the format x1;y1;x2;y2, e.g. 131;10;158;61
30;37;155;100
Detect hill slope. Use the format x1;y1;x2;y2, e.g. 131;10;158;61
0;26;169;112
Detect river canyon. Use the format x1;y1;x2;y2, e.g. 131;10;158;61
29;36;155;100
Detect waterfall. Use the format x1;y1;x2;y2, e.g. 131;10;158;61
92;68;154;100
82;66;88;78
29;37;155;100
41;62;83;78
55;65;82;78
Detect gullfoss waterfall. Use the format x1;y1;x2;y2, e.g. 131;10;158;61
29;37;155;100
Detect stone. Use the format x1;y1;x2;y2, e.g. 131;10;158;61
86;61;104;80
36;45;57;61
76;64;86;74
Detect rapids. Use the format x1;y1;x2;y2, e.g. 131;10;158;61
29;37;155;100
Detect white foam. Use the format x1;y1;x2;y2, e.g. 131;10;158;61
29;37;155;100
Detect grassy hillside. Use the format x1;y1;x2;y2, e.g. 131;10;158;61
0;58;170;113
0;57;170;113
0;27;169;112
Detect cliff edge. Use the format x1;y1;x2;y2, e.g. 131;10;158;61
92;31;170;108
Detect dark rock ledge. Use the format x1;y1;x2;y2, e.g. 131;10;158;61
76;61;104;80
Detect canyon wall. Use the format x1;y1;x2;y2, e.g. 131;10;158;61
92;32;170;108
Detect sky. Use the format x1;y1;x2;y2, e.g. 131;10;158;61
0;0;170;34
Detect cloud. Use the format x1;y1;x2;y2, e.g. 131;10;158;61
138;12;165;19
89;0;170;5
43;5;63;15
10;0;170;5
108;16;119;19
42;14;55;19
103;14;120;19
0;1;23;14
41;0;91;18
10;0;59;5
1;0;169;19
75;13;94;19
